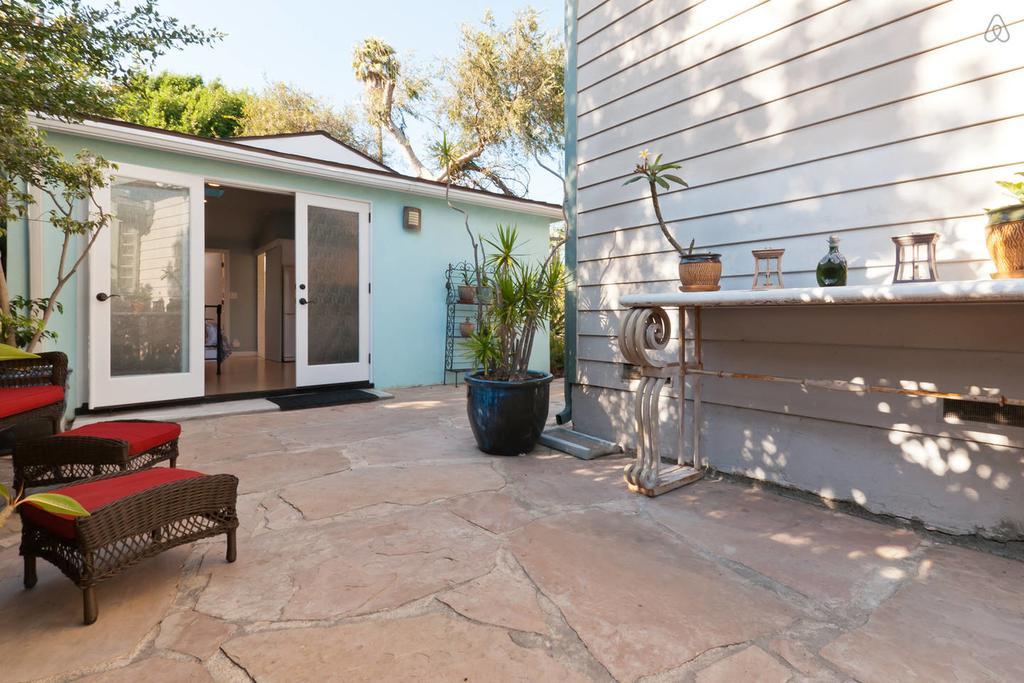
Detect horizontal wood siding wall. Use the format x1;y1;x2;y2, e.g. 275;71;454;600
570;0;1024;538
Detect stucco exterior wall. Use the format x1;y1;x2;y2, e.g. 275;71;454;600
9;131;552;410
568;1;1024;539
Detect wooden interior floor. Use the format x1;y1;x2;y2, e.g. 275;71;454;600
205;355;295;396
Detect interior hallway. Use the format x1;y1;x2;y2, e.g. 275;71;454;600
205;356;295;396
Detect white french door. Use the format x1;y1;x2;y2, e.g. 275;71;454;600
294;193;371;386
88;164;205;408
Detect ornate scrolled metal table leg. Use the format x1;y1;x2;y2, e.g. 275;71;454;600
619;306;704;497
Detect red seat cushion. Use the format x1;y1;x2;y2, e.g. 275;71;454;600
60;421;182;456
20;467;204;539
0;385;64;419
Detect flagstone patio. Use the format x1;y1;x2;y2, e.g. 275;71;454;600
1;384;1022;682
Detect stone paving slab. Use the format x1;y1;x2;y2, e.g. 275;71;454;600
0;547;188;682
202;446;351;494
694;645;793;683
278;461;504;519
1;383;1021;682
221;613;590;682
76;657;213;682
821;544;1024;682
644;481;921;613
195;506;500;622
439;558;549;634
494;451;636;510
510;509;798;681
445;489;540;534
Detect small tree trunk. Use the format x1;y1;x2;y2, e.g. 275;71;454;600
648;180;689;256
0;259;14;346
25;278;67;352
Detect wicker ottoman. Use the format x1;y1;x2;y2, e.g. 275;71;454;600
19;467;238;624
13;420;181;491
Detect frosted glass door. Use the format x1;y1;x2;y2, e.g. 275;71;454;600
89;165;204;407
295;194;370;386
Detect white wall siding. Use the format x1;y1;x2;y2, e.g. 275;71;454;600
569;0;1024;539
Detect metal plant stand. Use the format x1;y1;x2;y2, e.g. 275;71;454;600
443;261;490;386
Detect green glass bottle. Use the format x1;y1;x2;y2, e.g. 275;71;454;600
816;235;848;287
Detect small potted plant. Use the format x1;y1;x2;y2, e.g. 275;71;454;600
460;317;475;337
464;225;566;455
986;173;1024;278
626;151;721;291
457;270;477;304
476;273;493;305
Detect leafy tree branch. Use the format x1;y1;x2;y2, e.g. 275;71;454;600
0;0;218;349
352;8;564;196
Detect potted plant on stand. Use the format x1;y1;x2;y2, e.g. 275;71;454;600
986;173;1024;278
626;151;721;290
464;226;566;455
458;270;477;304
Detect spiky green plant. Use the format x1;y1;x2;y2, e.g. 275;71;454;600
466;225;567;381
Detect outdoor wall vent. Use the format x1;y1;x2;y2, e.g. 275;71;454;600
403;206;422;231
942;398;1024;428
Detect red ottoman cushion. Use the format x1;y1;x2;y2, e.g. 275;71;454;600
0;385;64;418
20;467;204;539
59;421;182;456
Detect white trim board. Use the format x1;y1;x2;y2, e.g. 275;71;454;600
32;116;563;219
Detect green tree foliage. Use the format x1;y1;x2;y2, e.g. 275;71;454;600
0;0;217;349
353;8;563;196
114;72;247;138
238;82;376;157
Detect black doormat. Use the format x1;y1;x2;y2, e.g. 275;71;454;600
268;389;379;411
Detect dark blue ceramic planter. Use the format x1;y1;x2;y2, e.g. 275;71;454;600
465;371;553;456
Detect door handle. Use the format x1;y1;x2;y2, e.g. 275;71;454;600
299;297;311;305
95;292;120;302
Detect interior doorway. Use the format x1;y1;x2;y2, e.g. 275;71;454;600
203;182;296;396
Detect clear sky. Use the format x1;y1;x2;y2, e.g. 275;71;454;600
152;0;566;204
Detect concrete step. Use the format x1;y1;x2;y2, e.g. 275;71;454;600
539;427;623;460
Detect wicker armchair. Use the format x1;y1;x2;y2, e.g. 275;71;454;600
0;352;68;450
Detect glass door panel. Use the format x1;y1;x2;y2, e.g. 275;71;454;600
109;178;191;376
307;206;360;365
89;165;204;408
295;194;370;386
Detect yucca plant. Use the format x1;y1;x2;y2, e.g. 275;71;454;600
466;225;566;381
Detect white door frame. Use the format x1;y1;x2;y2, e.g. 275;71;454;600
88;163;205;408
294;192;371;386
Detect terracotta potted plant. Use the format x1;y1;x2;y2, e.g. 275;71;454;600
457;271;477;304
626;151;721;291
986;173;1024;279
460;317;475;337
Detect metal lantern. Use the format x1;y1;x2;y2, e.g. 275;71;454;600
891;233;939;283
751;248;785;289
